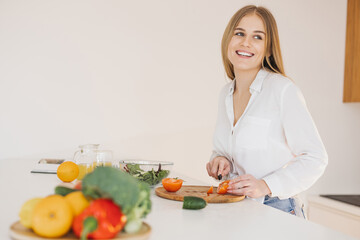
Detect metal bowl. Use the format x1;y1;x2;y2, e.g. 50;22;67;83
119;160;173;186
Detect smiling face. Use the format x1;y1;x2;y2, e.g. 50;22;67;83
227;14;266;74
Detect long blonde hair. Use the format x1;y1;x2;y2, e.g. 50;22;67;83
221;5;285;80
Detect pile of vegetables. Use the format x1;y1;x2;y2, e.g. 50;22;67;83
124;164;169;186
55;166;151;239
82;167;151;234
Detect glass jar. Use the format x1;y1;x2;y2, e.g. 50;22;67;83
73;144;99;180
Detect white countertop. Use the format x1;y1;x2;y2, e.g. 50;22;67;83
307;195;360;217
0;159;356;240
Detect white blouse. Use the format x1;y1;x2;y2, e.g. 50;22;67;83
210;68;328;202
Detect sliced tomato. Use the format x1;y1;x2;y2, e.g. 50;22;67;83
217;180;230;194
207;186;213;195
162;178;183;192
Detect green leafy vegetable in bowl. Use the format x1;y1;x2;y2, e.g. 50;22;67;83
122;162;171;186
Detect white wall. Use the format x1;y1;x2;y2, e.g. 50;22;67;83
1;0;359;196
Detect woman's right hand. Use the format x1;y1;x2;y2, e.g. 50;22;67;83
206;156;231;180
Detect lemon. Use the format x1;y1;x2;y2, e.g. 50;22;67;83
65;191;89;216
19;197;42;228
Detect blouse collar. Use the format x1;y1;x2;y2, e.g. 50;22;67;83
229;68;269;95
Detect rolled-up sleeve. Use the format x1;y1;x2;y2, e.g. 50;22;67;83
263;83;328;199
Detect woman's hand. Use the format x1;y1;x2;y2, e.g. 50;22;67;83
227;174;271;198
206;156;231;180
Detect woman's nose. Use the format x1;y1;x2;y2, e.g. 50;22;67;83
241;36;251;47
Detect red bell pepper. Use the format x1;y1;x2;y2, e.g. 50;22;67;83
72;199;127;240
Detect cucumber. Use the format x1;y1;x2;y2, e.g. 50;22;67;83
182;196;207;210
55;186;78;196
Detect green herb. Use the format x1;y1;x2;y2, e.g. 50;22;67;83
125;163;170;186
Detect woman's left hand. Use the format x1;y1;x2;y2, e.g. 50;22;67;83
227;174;271;198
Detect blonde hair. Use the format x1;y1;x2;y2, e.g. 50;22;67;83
221;5;285;80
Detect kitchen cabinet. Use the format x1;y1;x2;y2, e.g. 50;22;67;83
343;0;360;102
307;195;360;239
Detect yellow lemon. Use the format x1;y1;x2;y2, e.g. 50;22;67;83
64;191;89;216
57;161;79;182
19;197;42;228
32;195;73;238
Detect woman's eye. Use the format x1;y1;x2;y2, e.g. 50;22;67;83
235;32;245;36
254;35;263;40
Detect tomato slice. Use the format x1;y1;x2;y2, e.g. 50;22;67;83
162;178;183;192
207;186;213;195
217;180;230;194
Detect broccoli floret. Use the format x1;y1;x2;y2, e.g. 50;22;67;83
123;181;151;233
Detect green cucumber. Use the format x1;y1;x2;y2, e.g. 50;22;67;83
182;196;207;210
55;186;78;196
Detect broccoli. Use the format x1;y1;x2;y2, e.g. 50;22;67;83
82;167;151;233
124;181;152;233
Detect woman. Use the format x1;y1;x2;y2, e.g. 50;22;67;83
206;5;328;218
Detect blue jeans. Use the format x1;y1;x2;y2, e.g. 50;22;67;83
263;195;306;219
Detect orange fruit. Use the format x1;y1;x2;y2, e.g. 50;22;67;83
31;195;73;238
57;161;79;182
64;191;89;216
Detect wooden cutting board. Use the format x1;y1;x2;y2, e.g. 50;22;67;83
155;185;245;203
9;221;151;240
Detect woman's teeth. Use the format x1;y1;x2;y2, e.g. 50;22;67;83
236;51;254;57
